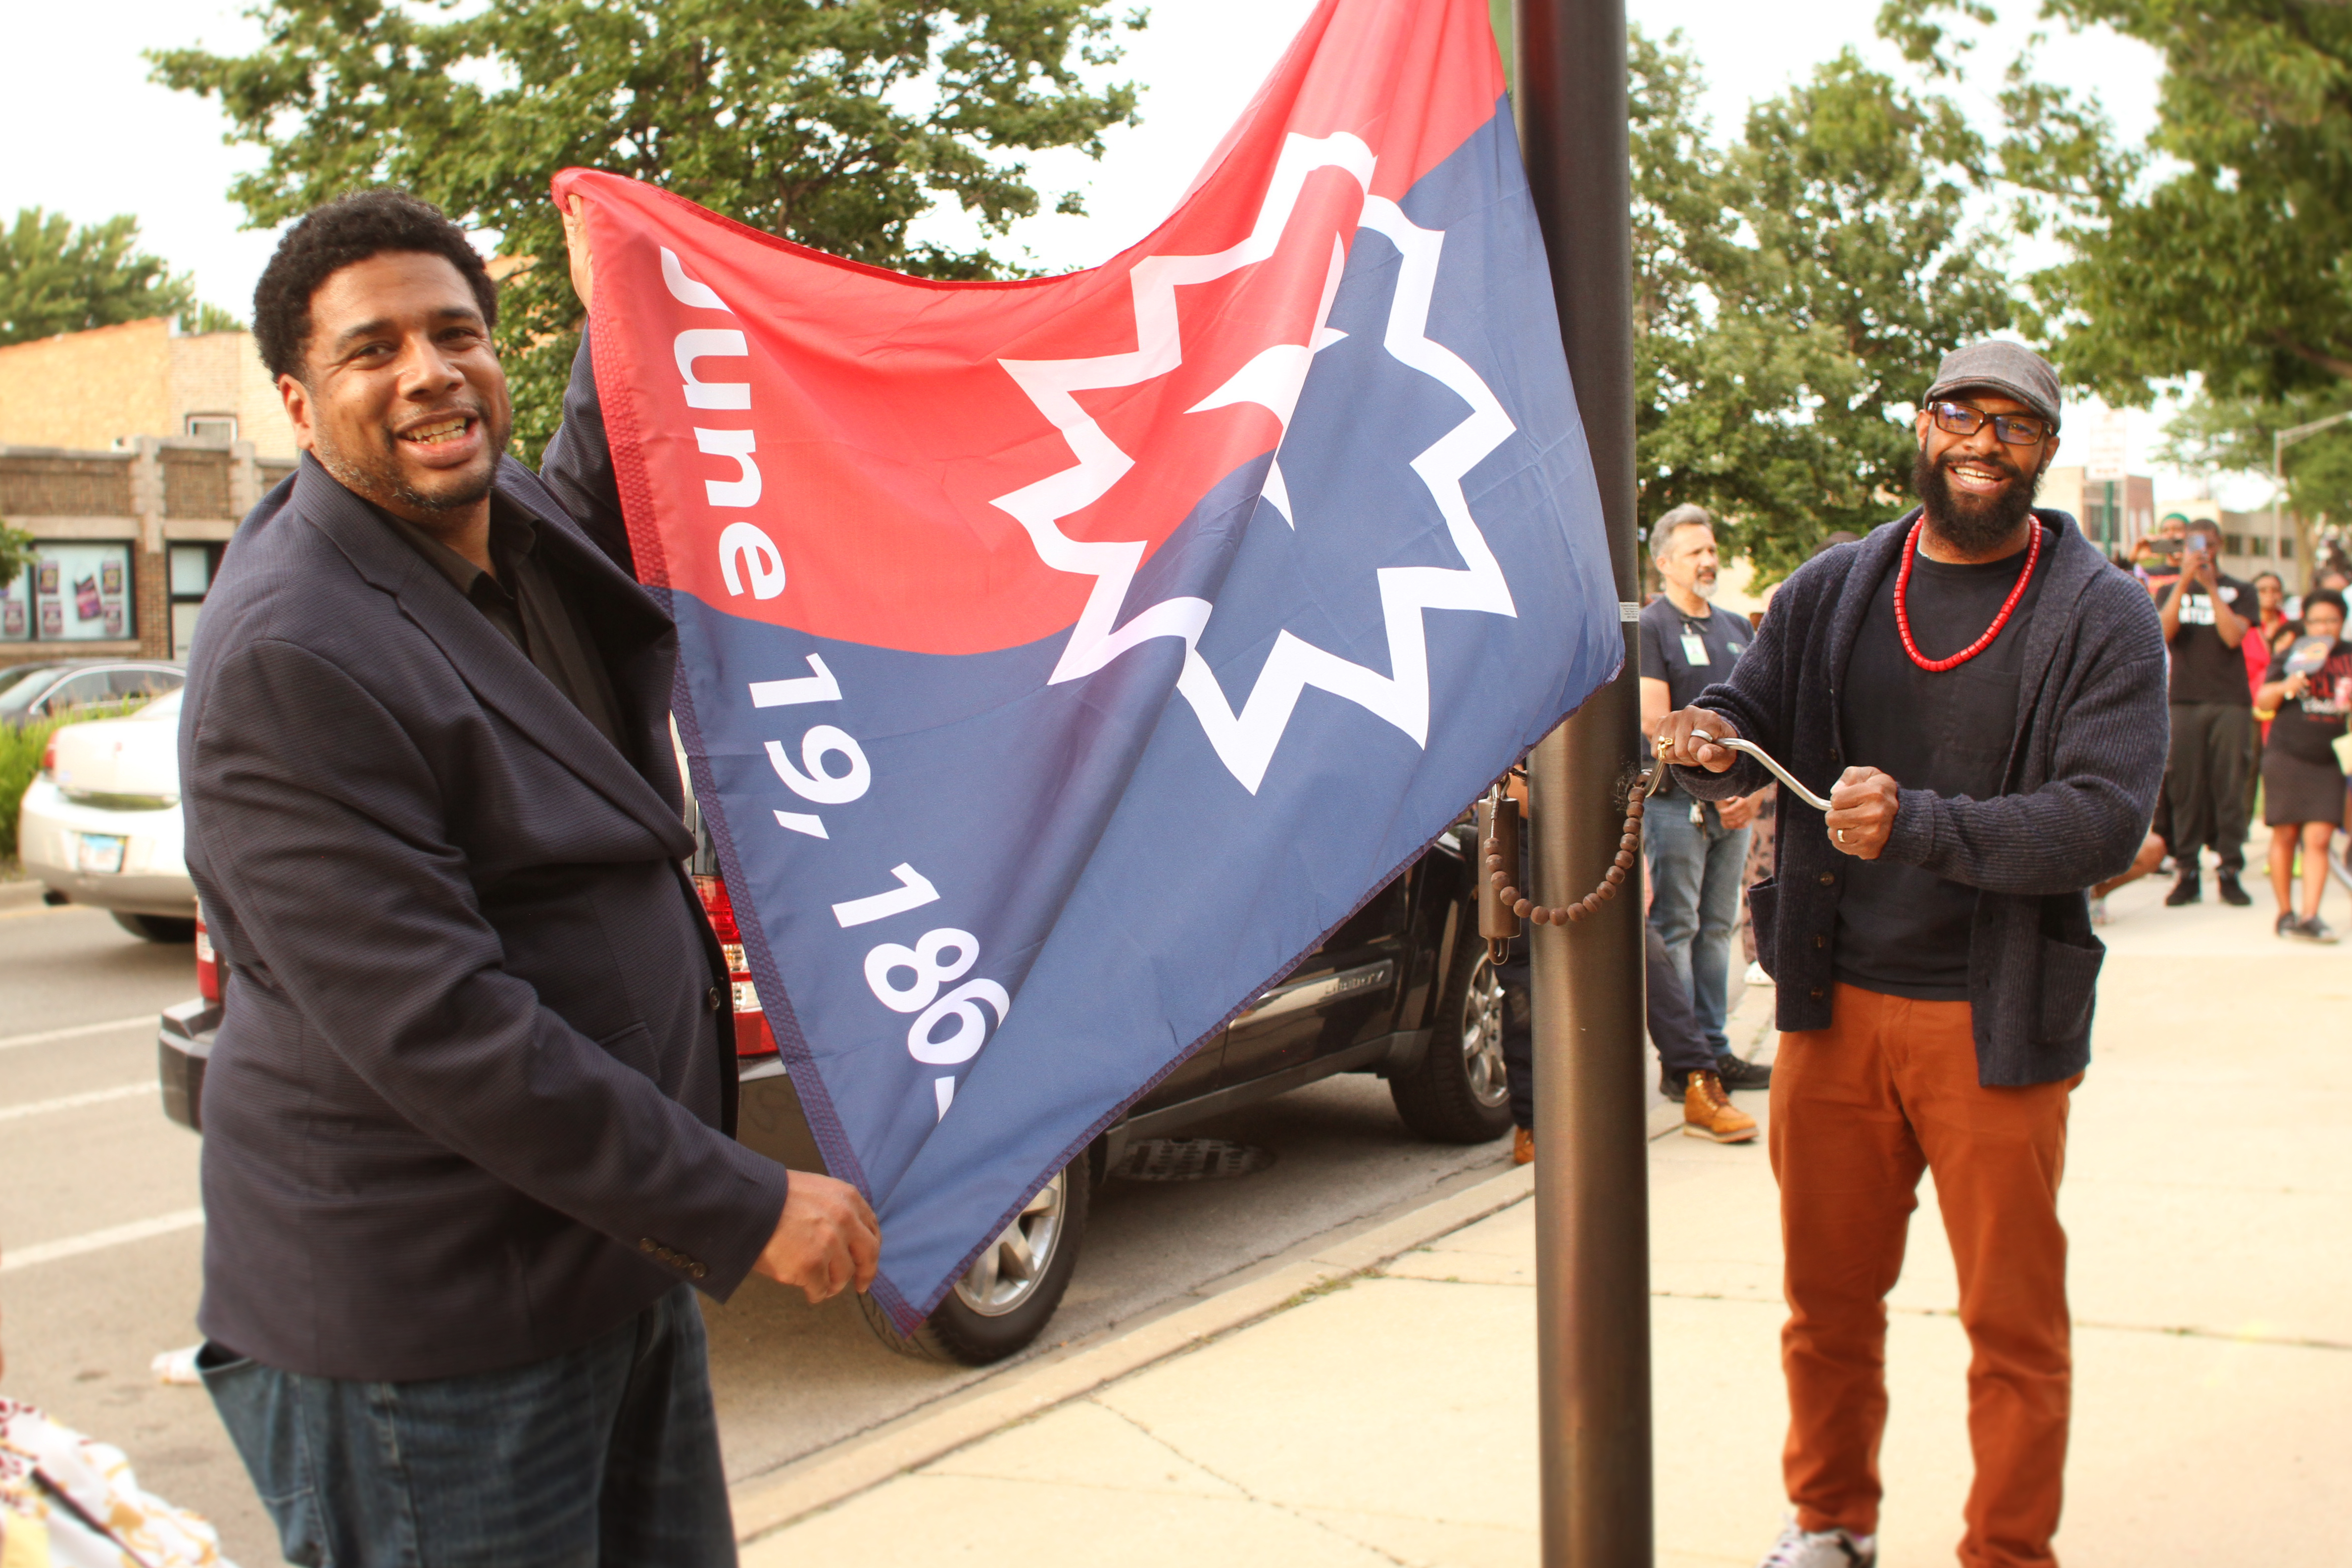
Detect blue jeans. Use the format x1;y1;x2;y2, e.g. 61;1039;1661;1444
200;1286;735;1567
1645;795;1750;1056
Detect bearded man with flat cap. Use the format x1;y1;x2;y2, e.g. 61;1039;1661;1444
1654;342;2167;1568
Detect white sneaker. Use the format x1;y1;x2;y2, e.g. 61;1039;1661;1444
1744;960;1773;986
1756;1517;1876;1568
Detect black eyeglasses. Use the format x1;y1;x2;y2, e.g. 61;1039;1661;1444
1927;401;2052;446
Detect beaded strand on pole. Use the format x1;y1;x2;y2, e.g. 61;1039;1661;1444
1484;764;1666;926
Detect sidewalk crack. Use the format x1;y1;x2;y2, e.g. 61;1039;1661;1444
1089;1399;1415;1566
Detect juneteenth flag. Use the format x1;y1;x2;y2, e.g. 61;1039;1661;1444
554;0;1617;1324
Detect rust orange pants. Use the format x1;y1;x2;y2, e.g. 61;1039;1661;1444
1770;983;2077;1568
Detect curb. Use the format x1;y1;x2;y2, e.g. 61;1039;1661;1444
730;1161;1537;1544
0;881;49;913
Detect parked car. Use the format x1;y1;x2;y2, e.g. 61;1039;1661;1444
159;792;1501;1365
19;686;197;941
0;660;184;727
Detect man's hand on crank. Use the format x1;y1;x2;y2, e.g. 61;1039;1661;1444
1825;767;1899;860
1653;708;1743;772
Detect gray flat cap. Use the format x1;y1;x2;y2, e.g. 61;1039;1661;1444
1923;340;2062;431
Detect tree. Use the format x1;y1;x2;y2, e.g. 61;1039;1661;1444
153;0;1143;458
2161;392;2352;575
1882;0;2352;406
0;522;31;594
0;209;240;346
1632;40;2019;580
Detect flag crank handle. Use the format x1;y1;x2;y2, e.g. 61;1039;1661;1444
1686;730;1833;812
1482;731;1833;939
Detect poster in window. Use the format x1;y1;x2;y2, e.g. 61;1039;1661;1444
29;542;134;642
0;595;24;641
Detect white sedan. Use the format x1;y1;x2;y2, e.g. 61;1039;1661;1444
18;688;197;941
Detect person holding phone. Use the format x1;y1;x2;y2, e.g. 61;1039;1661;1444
2157;519;2259;906
2255;588;2352;941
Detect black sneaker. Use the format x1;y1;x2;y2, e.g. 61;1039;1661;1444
2217;871;2253;907
2164;870;2202;906
1714;1053;1772;1091
2299;916;2340;945
2278;911;2303;938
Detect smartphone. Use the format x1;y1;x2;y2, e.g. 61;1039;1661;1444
2147;537;2184;557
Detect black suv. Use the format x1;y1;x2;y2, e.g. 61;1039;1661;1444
160;816;1505;1366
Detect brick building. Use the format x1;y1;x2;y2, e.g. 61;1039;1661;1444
0;317;295;459
0;317;299;668
0;443;288;669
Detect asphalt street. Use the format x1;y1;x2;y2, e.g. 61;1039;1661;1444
0;884;1516;1567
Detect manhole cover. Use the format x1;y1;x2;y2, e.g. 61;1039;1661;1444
1113;1137;1276;1182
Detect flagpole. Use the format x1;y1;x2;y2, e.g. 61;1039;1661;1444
1512;1;1653;1564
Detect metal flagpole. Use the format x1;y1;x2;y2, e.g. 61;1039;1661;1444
1512;0;1653;1564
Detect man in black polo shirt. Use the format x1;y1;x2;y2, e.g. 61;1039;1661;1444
2158;518;2258;905
1638;504;1772;1101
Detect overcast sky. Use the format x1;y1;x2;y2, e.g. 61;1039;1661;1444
10;0;2234;500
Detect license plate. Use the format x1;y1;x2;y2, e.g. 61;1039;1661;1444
75;833;126;874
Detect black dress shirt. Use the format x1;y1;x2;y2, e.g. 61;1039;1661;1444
376;500;630;756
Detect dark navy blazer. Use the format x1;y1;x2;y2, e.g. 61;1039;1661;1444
180;379;792;1381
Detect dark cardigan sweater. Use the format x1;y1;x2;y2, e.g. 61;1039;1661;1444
1673;508;2168;1086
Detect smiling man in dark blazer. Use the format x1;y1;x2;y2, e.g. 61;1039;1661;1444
180;189;879;1566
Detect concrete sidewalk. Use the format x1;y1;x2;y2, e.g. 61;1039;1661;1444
734;866;2351;1566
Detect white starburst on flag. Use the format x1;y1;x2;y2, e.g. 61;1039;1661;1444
988;133;1518;793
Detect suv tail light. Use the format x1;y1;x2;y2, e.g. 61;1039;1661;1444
195;909;220;1004
39;736;57;777
693;873;778;1059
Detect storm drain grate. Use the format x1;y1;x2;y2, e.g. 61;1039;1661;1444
1112;1137;1277;1183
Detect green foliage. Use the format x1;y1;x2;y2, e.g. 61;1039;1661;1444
0;209;238;346
2162;392;2352;571
0;699;148;863
0;523;32;595
1632;35;2018;581
1882;0;2352;404
151;0;1144;460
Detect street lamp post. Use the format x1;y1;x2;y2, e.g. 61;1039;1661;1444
1513;1;1653;1565
2274;410;2352;580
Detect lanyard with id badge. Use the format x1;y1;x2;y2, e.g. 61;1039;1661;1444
1672;614;1740;816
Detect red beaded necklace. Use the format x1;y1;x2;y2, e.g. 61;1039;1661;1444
1893;517;2042;673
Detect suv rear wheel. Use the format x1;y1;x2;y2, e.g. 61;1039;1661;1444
857;1162;1088;1365
1388;935;1514;1143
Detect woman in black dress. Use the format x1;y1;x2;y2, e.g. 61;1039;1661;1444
2256;588;2352;942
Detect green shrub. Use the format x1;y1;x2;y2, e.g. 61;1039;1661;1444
1;700;148;863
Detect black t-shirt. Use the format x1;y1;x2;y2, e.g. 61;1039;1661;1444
1641;596;1750;799
1639;594;1749;710
2262;638;2352;767
2167;573;2258;705
1835;539;2045;1001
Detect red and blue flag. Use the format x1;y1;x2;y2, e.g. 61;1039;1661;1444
555;0;1617;1324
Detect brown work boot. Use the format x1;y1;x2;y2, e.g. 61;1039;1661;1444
1512;1125;1535;1166
1682;1071;1758;1143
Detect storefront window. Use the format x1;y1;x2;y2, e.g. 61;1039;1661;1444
0;540;136;644
168;542;223;658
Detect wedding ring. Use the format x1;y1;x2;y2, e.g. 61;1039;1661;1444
1836;829;1850;843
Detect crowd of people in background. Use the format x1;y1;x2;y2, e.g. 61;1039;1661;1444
2114;513;2352;941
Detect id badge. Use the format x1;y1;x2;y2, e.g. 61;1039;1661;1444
1680;632;1709;667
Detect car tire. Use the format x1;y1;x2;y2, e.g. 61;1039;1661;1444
1388;932;1515;1144
113;913;197;944
856;1162;1088;1366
